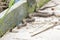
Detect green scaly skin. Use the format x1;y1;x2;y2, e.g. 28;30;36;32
0;0;51;37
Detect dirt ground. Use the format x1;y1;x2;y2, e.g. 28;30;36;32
0;0;10;12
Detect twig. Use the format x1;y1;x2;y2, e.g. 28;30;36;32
31;22;58;37
39;1;59;10
40;4;58;10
